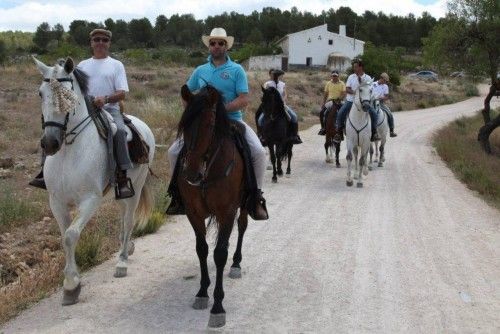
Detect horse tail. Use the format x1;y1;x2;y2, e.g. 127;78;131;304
134;173;154;231
277;143;288;162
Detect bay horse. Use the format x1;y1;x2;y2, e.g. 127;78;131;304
33;57;155;305
369;99;389;170
177;84;248;328
324;100;342;167
255;86;293;183
345;79;373;187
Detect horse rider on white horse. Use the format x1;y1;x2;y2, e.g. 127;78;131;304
333;59;380;143
318;69;346;135
372;72;397;137
30;28;134;199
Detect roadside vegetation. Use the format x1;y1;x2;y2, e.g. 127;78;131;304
434;109;500;209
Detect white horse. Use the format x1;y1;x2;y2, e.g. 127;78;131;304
345;79;373;187
34;57;155;305
369;99;389;170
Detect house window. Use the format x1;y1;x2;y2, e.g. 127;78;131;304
318;35;322;40
328;39;333;45
306;57;312;66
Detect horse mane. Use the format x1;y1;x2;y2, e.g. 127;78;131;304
72;67;89;96
262;86;286;117
177;85;231;139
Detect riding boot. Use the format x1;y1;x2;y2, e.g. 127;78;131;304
247;189;269;220
289;122;302;144
371;130;381;142
115;170;135;200
165;157;186;215
318;107;326;135
390;129;398;137
29;169;46;190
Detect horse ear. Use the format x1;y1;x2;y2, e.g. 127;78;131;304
206;86;219;107
181;84;193;103
33;56;50;77
64;57;75;74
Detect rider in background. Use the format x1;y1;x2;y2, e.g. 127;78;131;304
318;70;346;135
372;72;397;137
261;69;302;144
333;59;380;143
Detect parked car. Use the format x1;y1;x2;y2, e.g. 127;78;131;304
450;71;465;78
409;70;438;81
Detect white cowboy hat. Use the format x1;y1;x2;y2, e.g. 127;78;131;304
202;28;234;49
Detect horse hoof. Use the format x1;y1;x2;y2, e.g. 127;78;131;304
357;182;363;188
277;171;283;177
336;163;341;168
114;266;127;278
228;267;242;279
193;296;209;310
208;313;226;329
346;180;353;187
363;169;369;176
378;163;383;167
128;241;135;256
368;166;373;171
326;158;332;163
272;177;277;183
62;283;81;306
266;165;272;170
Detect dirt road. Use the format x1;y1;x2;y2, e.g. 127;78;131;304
2;89;499;333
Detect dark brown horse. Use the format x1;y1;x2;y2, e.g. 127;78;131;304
255;86;293;183
324;102;341;167
177;84;248;328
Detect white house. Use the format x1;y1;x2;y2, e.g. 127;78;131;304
246;24;364;72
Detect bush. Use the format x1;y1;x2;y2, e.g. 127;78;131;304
357;42;401;86
75;231;102;271
464;83;479;97
0;189;40;230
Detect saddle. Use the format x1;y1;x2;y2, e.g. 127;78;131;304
84;96;150;164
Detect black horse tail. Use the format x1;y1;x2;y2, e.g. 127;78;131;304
276;142;291;162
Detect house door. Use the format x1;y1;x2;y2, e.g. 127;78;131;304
306;57;312;66
281;57;288;71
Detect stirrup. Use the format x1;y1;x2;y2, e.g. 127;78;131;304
115;177;135;199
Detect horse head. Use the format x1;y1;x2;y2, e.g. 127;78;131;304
34;57;87;155
353;78;373;113
260;86;285;121
178;84;229;186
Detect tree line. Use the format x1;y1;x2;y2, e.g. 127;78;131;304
23;6;437;53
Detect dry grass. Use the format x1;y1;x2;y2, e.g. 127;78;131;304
434;110;500;208
0;61;479;324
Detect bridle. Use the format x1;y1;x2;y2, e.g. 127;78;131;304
41;75;93;145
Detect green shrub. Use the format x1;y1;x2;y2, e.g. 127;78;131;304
464;83;479;97
0;188;40;229
75;231;102;271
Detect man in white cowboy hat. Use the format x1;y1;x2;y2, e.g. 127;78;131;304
372;72;397;137
166;27;268;220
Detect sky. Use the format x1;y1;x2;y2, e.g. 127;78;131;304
0;0;447;32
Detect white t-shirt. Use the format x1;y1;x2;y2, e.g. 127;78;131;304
345;73;372;102
264;80;286;100
77;56;129;111
372;81;389;99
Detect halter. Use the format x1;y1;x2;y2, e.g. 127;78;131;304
41;74;93;145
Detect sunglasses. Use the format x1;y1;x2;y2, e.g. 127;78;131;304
209;41;226;47
92;37;110;43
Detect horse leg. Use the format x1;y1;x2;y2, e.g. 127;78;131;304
346;149;353;187
379;140;386;167
276;147;283;177
358;153;366;188
188;213;210;310
269;145;278;183
335;142;341;168
209;216;235;328
61;196;101;305
325;139;332;163
114;194;140;278
49;197;76;305
229;209;248;279
286;146;292;176
353;146;359;179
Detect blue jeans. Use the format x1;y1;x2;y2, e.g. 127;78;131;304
380;104;395;130
258;105;297;127
336;101;377;134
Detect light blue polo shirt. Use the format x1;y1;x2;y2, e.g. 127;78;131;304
186;55;249;121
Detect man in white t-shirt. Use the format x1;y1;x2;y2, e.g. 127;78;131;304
372;72;397;137
333;59;380;143
78;29;134;199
